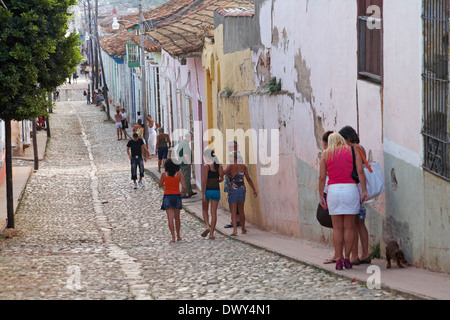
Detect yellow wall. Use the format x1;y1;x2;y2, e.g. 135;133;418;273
202;24;262;225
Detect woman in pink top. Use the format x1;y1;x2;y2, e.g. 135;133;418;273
319;132;369;270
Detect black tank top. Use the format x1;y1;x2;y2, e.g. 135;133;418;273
206;167;220;190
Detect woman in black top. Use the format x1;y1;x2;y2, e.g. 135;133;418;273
201;149;223;240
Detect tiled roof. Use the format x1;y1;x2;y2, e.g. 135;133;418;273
147;0;254;57
118;0;195;30
100;29;161;57
99;30;131;57
131;35;161;53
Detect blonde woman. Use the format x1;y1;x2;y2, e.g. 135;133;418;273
318;132;369;270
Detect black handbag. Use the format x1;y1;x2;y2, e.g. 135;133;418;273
351;146;360;183
316;193;332;228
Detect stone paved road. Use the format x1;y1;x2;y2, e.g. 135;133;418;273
0;93;413;300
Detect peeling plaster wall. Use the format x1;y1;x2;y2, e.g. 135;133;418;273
248;0;450;273
203;0;450;272
249;0;362;241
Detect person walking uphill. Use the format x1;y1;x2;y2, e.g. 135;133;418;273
115;110;123;140
223;151;258;236
159;159;187;243
127;133;148;189
318;132;369;271
177;131;197;199
156;128;171;173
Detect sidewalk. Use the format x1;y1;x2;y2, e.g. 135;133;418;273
143;160;450;300
0;129;47;232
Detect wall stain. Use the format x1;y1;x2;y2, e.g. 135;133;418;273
294;48;323;151
272;26;279;47
294;48;313;104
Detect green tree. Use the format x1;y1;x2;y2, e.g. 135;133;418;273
0;0;82;230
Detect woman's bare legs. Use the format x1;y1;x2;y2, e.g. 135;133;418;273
331;215;344;260
238;202;246;234
230;203;238;235
343;215;356;260
209;200;219;239
174;209;181;241
166;209;175;242
202;199;211;235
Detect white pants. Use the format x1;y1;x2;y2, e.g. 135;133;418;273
148;126;156;155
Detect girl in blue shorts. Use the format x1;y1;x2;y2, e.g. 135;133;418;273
201;150;223;240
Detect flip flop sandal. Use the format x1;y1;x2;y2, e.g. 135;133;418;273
201;229;210;237
323;258;337;264
360;257;372;264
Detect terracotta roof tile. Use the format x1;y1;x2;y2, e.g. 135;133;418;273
131;35;161;53
99;30;131;57
147;0;254;57
118;0;196;30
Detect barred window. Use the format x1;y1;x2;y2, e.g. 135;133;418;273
422;0;449;180
127;43;140;68
358;0;383;84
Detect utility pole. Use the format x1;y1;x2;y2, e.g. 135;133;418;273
87;0;94;101
94;0;99;90
97;38;111;120
139;0;149;145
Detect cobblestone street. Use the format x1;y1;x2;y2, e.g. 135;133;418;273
0;90;412;301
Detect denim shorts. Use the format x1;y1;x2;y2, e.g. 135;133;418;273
161;194;182;210
228;188;246;204
205;190;220;202
158;147;169;160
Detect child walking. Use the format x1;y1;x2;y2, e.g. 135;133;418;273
201;149;223;240
159;159;187;243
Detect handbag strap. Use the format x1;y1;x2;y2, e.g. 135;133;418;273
354;145;373;173
351;146;357;171
351;147;363;204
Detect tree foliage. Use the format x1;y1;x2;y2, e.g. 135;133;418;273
0;0;82;121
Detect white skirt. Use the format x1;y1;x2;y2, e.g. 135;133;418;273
327;184;360;216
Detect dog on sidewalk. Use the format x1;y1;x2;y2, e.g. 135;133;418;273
386;240;408;269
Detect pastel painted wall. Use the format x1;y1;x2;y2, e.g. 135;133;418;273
159;49;205;189
202;22;262;225
217;0;450;272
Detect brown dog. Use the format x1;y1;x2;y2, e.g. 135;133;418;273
386;241;408;269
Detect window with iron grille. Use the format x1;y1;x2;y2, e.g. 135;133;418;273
422;0;449;180
127;43;140;68
358;0;383;84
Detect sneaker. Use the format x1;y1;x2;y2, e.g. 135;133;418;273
138;181;144;188
133;183;138;189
